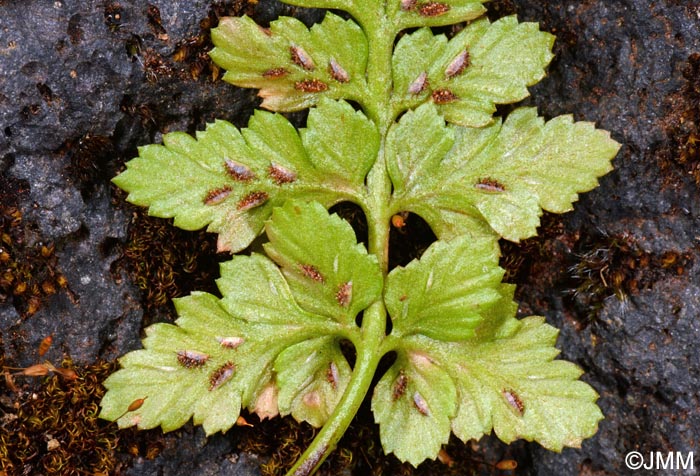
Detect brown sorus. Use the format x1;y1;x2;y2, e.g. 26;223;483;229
391;212;409;229
237;191;269;211
127;397;147;412
432;88;458;104
294;79;329;93
203;186;233;205
335;282;352;307
408;71;428;95
503;389;524;416
392;370;408;400
329;58;349;83
176;350;210;368
496;460;518;470
262;67;289;78
268;164;297;184
21;364;51;377
225;159;256;181
290;45;315;71
412;391;430;416
401;0;417;10
326;362;339;390
209;362;236;390
217;336;244;349
300;264;324;283
445;50;470;79
475;177;506;192
419;2;450;16
48;364;78;381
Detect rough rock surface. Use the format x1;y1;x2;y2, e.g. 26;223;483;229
515;2;700;475
1;0;699;475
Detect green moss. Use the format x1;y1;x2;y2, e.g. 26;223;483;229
569;233;692;319
112;207;225;322
0;176;67;319
0;360;120;475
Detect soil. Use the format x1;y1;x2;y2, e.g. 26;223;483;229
1;0;699;475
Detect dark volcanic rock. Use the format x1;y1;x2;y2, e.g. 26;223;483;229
124;427;260;476
510;2;700;475
1;0;699;475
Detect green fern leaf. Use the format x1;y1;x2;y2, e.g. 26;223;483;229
114;99;378;252
210;13;368;111
100;201;382;433
389;104;620;242
392;16;555;126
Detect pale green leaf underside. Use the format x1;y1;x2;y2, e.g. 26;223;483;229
386;103;493;241
375;316;602;465
392;16;554;126
384;236;504;341
210;13;368;111
389;104;620;242
264;201;383;326
278;0;487;30
472;283;519;341
100;202;372;433
98;272;316;435
445;316;603;451
113;99;378;253
99;293;245;435
275;336;352;427
372;350;457;466
389;0;488;29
